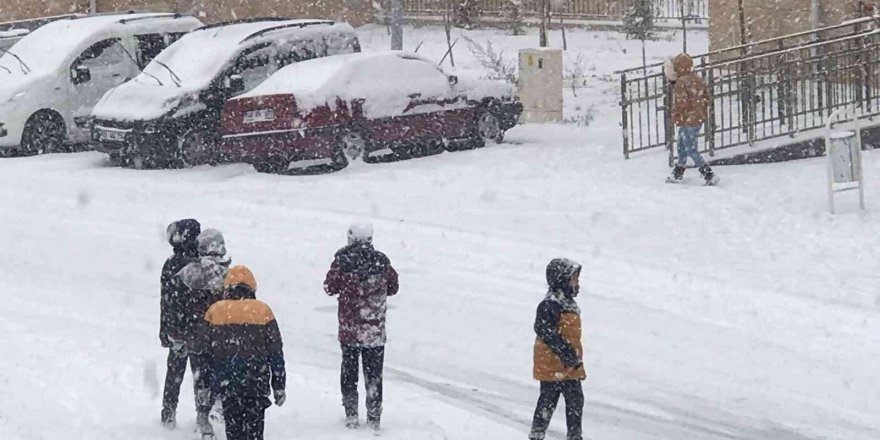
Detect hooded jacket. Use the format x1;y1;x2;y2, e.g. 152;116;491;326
671;54;710;127
324;242;399;347
178;229;232;337
160;219;201;348
533;259;587;382
197;266;285;402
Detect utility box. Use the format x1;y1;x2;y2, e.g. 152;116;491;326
518;48;563;123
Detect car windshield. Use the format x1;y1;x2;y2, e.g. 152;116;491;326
0;20;90;75
138;26;253;88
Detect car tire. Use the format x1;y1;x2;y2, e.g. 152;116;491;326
21;112;65;155
332;131;366;170
474;110;504;147
179;129;214;167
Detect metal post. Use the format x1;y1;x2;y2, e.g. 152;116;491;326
681;0;687;53
706;62;716;157
391;0;404;50
621;73;630;159
665;80;675;167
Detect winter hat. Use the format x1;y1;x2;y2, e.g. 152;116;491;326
197;229;226;257
673;53;694;76
167;219;201;248
546;258;582;291
224;265;257;292
347;222;374;245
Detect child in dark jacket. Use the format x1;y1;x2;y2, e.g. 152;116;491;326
529;258;586;440
197;265;286;440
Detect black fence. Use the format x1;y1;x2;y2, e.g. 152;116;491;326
394;0;707;21
618;15;880;164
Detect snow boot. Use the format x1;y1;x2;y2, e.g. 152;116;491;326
666;165;685;183
699;165;719;186
160;407;176;430
367;415;381;432
345;415;359;429
528;430;546;440
196;411;215;439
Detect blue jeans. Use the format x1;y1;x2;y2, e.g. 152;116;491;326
676;125;706;167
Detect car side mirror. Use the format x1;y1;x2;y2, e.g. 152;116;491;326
72;66;91;85
448;75;458;86
225;74;245;94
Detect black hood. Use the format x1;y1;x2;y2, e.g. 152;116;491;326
546;258;582;296
167;219;201;255
224;284;256;300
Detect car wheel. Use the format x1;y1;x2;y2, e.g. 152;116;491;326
253;158;290;174
179;129;214;167
341;132;365;162
21;112;65;155
475;110;504;146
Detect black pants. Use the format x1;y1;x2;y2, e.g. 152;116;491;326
341;345;385;419
529;380;584;440
223;396;268;440
162;346;214;414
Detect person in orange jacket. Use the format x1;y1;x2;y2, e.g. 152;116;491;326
196;266;286;440
666;53;719;186
528;258;586;440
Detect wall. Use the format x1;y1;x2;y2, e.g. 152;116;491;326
0;0;373;27
709;0;861;53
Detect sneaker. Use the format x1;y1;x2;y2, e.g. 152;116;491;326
345;415;359;429
160;407;176;430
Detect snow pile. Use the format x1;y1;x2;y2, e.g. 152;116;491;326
0;29;28;38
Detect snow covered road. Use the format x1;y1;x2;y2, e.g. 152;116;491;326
0;122;878;440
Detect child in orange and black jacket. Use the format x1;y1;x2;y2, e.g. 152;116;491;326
529;258;586;440
196;265;286;440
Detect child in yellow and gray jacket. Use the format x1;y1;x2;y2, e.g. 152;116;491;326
529;258;585;440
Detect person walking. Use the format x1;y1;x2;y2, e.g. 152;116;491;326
666;53;719;185
324;222;399;431
528;258;586;440
197;265;286;440
179;228;233;429
160;218;215;436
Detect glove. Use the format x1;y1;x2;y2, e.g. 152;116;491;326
160;332;171;348
274;389;286;407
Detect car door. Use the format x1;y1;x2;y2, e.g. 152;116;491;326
364;56;453;146
68;38;139;140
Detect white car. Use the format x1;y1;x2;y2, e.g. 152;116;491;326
0;13;202;154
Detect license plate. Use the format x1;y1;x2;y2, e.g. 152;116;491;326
243;108;275;124
99;128;127;142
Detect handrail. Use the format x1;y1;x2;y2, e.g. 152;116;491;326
615;14;880;75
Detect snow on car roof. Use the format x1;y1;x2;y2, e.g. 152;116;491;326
138;19;347;89
239;51;437;99
0;13;201;75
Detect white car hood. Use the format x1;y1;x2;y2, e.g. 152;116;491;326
0;73;51;114
92;78;201;122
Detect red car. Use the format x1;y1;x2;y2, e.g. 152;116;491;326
219;51;522;173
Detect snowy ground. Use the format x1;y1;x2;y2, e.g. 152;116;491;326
1;25;879;440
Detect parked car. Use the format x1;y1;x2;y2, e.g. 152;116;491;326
0;13;202;155
219;51;523;173
91;18;360;168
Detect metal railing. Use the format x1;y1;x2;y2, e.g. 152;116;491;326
390;0;707;21
619;16;880;163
